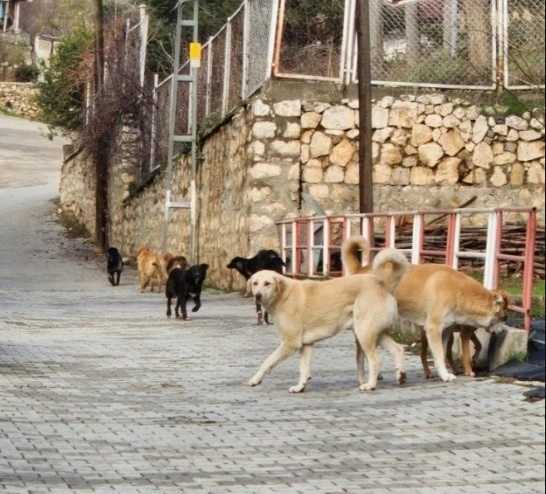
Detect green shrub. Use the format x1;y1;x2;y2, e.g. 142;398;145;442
34;27;94;132
14;64;39;82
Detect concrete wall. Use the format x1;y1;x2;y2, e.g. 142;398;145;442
58;84;545;291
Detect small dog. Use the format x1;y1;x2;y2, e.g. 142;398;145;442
342;235;509;383
106;247;123;286
247;248;410;393
137;247;163;293
166;263;209;320
227;249;285;324
420;325;482;378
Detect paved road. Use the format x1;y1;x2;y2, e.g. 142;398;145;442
0;114;544;493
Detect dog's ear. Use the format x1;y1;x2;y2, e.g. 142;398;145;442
273;273;285;293
201;263;209;271
245;275;254;297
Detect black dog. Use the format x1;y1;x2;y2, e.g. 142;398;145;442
106;247;123;286
166;263;209;320
227;249;285;324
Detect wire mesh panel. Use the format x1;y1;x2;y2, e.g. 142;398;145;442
504;0;545;88
196;43;210;123
152;79;172;171
174;63;192;139
275;0;346;80
246;0;276;97
361;0;496;88
209;28;228;118
227;8;245;112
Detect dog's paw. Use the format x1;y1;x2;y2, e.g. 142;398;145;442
248;377;262;387
397;371;407;385
359;382;376;391
166;312;172;318
440;372;457;382
191;306;200;313
289;384;306;393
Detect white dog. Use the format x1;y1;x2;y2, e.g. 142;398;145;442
247;248;410;393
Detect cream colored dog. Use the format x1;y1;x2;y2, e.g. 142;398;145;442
342;236;509;383
247;248;410;393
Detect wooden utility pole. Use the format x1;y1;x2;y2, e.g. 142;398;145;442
94;0;107;251
94;0;105;90
356;0;374;214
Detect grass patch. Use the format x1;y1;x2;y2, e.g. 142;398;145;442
507;351;528;363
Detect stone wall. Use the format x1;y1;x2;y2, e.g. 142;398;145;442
0;82;40;119
251;93;544;223
58;85;545;291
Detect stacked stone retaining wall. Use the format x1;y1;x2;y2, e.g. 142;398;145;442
59;85;545;291
0;82;39;119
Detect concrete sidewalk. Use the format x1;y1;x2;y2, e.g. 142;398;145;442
0;114;544;493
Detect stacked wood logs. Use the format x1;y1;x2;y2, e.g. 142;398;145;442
376;223;545;280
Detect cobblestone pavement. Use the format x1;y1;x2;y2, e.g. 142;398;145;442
0;114;544;493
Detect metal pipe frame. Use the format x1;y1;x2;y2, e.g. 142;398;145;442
277;207;538;330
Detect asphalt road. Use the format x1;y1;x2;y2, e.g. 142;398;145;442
0;114;544;493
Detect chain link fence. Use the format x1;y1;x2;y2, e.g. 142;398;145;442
273;0;544;90
143;0;543;176
504;0;545;88
369;0;495;88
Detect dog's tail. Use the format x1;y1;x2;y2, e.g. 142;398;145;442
341;235;370;275
371;248;410;293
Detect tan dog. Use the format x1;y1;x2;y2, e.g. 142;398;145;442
137;247;163;293
342;236;509;383
247;248;410;393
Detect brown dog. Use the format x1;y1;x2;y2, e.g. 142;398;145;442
420;326;482;378
247;248;410;393
341;236;509;383
137;247;163;293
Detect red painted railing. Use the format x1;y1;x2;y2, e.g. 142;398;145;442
277;207;538;331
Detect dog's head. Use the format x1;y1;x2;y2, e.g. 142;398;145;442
248;270;285;308
492;290;510;323
137;247;152;260
227;257;252;280
188;263;209;288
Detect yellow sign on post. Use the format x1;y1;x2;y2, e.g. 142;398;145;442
189;42;201;68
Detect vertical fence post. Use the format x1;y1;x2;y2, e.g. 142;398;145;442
445;212;457;266
242;0;249;99
222;21;232;117
149;73;158;172
307;220;314;277
483;210;498;289
522;209;537;331
411;213;423;264
450;212;462;269
205;37;213;117
138;4;148;88
323;218;330;276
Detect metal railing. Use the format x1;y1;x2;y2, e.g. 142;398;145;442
277;207;537;330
